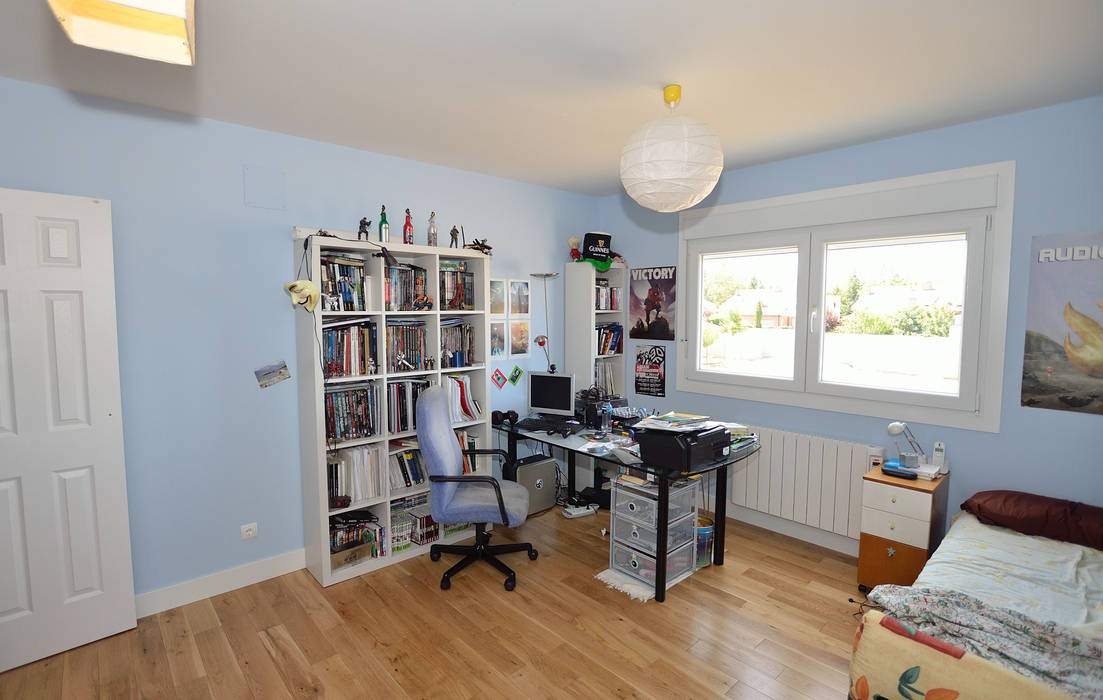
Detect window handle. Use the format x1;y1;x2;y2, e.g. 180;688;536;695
809;309;817;334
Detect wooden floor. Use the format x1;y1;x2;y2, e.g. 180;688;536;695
0;511;860;699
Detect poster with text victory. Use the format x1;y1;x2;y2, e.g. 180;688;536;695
629;265;676;340
1021;232;1103;415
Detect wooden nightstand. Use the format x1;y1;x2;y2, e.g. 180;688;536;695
857;467;949;592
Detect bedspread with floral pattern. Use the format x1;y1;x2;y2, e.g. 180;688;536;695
870;584;1103;698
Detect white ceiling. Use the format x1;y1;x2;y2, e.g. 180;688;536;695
2;1;1102;195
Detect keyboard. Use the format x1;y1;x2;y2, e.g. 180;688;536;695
515;417;583;435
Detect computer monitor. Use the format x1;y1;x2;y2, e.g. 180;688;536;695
527;372;576;417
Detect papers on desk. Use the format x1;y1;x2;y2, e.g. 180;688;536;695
632;411;712;432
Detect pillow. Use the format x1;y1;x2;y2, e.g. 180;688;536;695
962;490;1103;551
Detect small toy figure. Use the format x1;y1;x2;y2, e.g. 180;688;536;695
317;228;335;238
379;206;389;243
464;238;493;255
412;294;434;310
427;212;438;246
403;208;414;244
449;225;460;248
568;236;582;260
358;217;371;241
395;352;414;371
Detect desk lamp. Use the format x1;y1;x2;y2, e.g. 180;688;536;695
887;421;925;468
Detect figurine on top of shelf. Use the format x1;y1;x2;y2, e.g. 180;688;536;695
464;238;493;255
403;208;414;244
449;225;460;248
357;217;371;241
568;236;582;261
427;211;438;246
412;294;434;311
316;228;335;238
378;205;389;243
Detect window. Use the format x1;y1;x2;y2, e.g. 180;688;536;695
677;163;1015;432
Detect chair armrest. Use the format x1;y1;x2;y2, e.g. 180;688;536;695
429;475;509;524
462;448;516;480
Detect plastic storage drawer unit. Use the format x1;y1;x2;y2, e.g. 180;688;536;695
612;480;696;526
611;540;695;587
612;512;695;555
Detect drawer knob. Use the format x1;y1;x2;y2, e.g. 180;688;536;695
630;557;639;569
887;547;896;557
891;496;897;503
631;527;639;539
628;503;637;512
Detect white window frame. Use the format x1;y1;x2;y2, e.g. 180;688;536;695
676;162;1015;433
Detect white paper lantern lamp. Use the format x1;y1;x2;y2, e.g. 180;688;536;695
620;85;724;213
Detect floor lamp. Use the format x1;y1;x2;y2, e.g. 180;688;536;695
530;272;559;373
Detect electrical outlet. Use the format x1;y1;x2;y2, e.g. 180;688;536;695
240;522;258;540
867;446;885;471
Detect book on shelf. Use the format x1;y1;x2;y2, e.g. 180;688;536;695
440;318;475;368
322;318;378;378
454;428;481;474
385;319;427;371
595;323;623;355
446;374;481;423
384;264;427;311
327;445;384;508
388;449;427;490
386;379;429;434
439;261;475;310
405;504;440;545
320;255;368;312
325;383;379;443
329;509;385;557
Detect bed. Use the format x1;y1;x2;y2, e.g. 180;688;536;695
849;492;1103;700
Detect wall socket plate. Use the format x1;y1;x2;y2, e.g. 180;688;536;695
240;522;258;540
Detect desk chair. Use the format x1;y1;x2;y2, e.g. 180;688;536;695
415;386;538;590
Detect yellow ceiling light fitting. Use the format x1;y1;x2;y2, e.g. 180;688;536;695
47;0;196;66
620;84;724;213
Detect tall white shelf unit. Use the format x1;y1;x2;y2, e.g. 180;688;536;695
292;227;491;586
563;261;629;399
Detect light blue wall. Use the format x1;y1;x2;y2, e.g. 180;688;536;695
599;96;1103;520
0;76;593;594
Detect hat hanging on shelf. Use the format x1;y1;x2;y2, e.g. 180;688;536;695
530;272;559;373
619;84;724;213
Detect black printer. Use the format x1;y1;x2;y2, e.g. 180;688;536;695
635;424;731;472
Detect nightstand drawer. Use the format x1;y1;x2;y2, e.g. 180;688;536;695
860;506;930;549
862;480;931;521
857;532;928;588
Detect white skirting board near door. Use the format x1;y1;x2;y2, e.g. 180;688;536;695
135;549;306;618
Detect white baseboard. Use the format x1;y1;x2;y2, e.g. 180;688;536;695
728;505;860;557
135;549;306;618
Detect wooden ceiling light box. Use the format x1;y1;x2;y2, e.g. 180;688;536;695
47;0;196;66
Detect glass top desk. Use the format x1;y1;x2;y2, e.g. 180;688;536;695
495;423;760;602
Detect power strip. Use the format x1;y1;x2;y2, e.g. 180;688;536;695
562;504;598;519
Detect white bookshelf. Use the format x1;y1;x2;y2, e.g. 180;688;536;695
563;261;628;397
291;227;492;586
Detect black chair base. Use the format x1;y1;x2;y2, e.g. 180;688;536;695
430;523;537;590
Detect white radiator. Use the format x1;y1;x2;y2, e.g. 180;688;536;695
731;427;880;540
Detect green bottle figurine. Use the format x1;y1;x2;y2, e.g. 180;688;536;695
427;211;438;246
379;205;389;243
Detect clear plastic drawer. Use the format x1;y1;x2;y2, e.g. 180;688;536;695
610;540;695;587
612;512;695;555
612;480;696;526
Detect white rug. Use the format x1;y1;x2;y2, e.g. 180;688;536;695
594;568;654;602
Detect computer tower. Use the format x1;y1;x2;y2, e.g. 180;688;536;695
514;456;559;515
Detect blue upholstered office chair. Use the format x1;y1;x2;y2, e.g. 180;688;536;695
415;386;538;590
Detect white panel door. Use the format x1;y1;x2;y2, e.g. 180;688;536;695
0;187;135;672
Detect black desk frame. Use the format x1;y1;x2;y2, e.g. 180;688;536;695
502;427;758;602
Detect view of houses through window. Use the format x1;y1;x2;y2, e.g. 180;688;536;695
700;233;968;396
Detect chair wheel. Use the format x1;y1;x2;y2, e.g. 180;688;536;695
440;576;450;590
528;549;539;560
504;577;515;591
430;550;441;561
